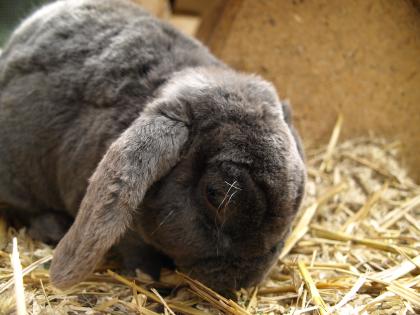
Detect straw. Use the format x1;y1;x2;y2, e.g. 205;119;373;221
11;238;27;315
0;135;418;314
297;261;329;315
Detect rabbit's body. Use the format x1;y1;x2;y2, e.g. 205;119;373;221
0;0;219;214
0;0;306;293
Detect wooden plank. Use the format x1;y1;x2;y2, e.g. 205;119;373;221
169;14;201;37
132;0;171;19
196;0;243;53
198;0;420;181
174;0;216;16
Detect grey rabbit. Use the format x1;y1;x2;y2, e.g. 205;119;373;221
0;0;306;293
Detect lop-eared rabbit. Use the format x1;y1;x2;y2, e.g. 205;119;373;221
0;0;305;292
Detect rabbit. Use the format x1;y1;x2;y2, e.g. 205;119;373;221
0;0;306;293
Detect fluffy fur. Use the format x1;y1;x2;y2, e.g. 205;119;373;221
0;0;306;292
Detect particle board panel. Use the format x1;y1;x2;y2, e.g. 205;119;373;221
199;0;420;181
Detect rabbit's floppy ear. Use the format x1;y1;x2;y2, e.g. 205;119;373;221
50;104;189;289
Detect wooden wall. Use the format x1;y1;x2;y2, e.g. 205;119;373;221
198;0;420;181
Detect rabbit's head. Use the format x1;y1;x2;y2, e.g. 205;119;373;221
50;67;306;292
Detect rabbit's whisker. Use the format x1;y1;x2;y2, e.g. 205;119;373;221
219;190;239;230
217;181;236;210
217;180;241;211
225;190;239;208
150;210;175;235
224;180;241;191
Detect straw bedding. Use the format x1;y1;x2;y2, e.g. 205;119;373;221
0;128;419;314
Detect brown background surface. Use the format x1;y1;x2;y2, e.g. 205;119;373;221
198;0;420;181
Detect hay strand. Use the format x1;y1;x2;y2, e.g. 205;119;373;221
279;182;347;260
297;261;329;315
11;238;27;315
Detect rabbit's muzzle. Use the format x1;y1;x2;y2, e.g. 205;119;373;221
176;241;284;293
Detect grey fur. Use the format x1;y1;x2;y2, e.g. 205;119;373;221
0;0;306;292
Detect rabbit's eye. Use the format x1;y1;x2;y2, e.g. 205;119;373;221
205;185;225;210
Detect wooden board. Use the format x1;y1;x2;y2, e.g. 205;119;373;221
132;0;171;19
199;0;420;181
174;0;218;15
169;14;201;36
